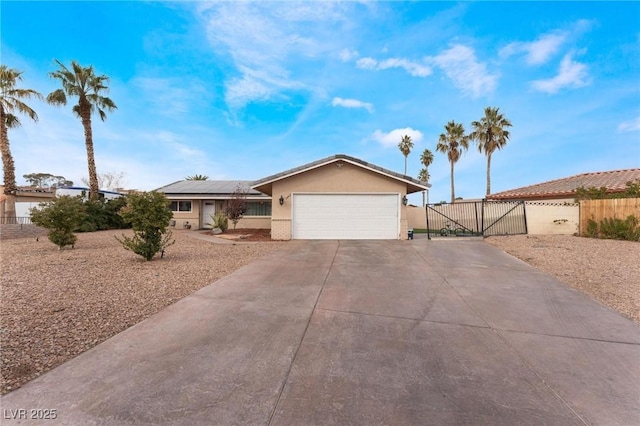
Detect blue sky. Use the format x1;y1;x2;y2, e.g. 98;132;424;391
2;1;639;203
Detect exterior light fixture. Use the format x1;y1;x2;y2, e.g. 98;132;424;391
279;195;285;206
402;195;408;206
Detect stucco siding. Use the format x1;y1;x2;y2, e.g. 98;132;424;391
525;202;579;235
233;216;272;229
407;206;427;229
270;163;408;240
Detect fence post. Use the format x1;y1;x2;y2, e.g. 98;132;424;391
425;205;431;240
481;199;486;236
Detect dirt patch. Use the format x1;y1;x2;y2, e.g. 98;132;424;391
201;228;274;242
485;234;639;323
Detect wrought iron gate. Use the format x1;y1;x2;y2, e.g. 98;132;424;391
425;200;527;238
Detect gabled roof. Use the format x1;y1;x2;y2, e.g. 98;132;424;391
252;154;430;195
488;169;640;200
155;180;267;197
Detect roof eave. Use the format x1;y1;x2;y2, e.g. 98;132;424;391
251;154;430;194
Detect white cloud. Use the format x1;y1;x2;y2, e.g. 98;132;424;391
197;2;351;110
339;48;359;62
356;57;431;77
500;32;567;65
531;53;590;93
618;116;640;133
331;97;374;113
370;127;424;148
499;20;594;66
378;58;432;77
431;44;498;97
356;57;378;70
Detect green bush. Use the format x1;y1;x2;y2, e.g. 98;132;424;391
585;219;598;238
584;215;640;241
116;192;175;261
29;195;87;249
207;212;228;231
78;197;130;232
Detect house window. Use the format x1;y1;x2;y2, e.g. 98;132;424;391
170;201;192;212
245;201;271;216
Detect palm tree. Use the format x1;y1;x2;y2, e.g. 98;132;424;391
469;106;512;196
436;121;468;203
47;60;117;199
419;148;434;206
185;174;209;180
398;134;413;175
0;66;42;221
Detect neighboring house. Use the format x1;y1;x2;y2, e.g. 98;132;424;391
56;186;124;201
0;186;54;222
0;185;124;222
487;169;640;202
155;180;271;230
252;154;430;240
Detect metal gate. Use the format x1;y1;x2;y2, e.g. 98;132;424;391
425;200;527;238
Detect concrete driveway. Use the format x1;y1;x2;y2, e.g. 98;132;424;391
2;240;638;425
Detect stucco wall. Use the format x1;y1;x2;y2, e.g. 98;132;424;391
270;162;408;240
407;206;427;229
525;202;579;235
169;199;200;230
232;216;272;229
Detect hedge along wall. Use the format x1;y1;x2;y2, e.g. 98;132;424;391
579;198;640;236
524;202;579;235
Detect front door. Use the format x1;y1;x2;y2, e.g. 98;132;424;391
201;201;216;228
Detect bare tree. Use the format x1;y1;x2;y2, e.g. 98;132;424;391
81;171;126;191
223;185;248;230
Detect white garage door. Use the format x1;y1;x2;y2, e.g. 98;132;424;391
292;194;399;239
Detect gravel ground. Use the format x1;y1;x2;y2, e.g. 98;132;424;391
485;234;640;323
0;230;285;395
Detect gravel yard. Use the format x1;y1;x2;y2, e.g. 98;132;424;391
1;231;638;395
0;230;285;395
486;234;640;323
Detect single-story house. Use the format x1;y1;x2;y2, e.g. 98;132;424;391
155;180;271;230
487;169;640;202
252;154;429;240
0;186;125;222
0;186;54;222
156;154;429;240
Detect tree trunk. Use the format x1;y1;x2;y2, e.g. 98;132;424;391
404;156;407;175
0;106;17;221
81;111;99;199
450;161;455;203
486;153;492;196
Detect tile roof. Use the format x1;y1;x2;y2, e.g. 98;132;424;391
252;154;430;195
155;180;266;196
488;169;640;200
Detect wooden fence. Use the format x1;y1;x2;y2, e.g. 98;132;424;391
579;198;640;235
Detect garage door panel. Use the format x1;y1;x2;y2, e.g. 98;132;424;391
292;194;399;240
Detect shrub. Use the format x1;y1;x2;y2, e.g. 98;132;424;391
78;197;130;232
599;216;640;241
585;219;598;238
207;212;228;231
116;191;175;261
29;195;87;249
584;215;640;241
